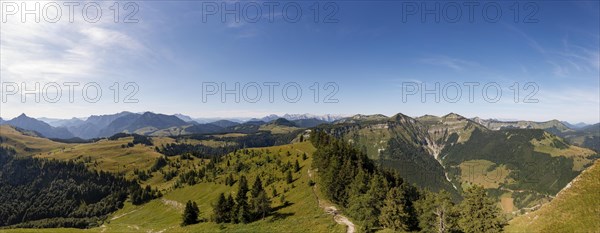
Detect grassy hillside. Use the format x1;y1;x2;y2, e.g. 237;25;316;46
0;142;345;233
507;159;600;232
35;137;163;178
0;125;67;156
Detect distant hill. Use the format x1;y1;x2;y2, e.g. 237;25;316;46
561;121;589;130
292;118;328;128
67;112;134;139
98;112;188;137
472;118;574;136
184;123;227;135
270;118;297;127
37;117;85;128
209;120;240;128
555;123;600;152
174;113;195;122
473;118;600;152
250;113;346;123
2;114;74;139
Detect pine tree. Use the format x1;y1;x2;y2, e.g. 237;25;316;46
294;159;300;172
182;200;199;226
252;190;271;220
280;194;287;206
272;187;278;197
237;204;250;224
416;190;459;233
458;185;505;233
367;174;388;211
226;194;235;223
346;169;369;200
347;193;378;232
251;176;263;198
286;170;293;184
213;193;229;223
225;173;235;186
234;175;250;224
379;187;410;231
237;175;249;195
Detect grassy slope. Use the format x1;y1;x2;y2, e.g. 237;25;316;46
0;142;345;233
530;131;596;171
506;159;600;232
105;142;344;232
35;137;163;179
0;125;67;156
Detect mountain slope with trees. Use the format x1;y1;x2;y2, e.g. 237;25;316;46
0;147;158;229
507;159;600;232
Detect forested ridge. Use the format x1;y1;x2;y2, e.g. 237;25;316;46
157;131;301;158
0;147;159;229
310;130;507;232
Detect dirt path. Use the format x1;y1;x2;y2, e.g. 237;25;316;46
308;169;356;233
110;209;138;220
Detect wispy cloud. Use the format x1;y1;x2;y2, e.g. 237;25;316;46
506;24;599;78
0;1;151;83
419;56;479;71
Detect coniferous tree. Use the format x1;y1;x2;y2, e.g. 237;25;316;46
379;187;410;231
182;200;199;226
416;190;459;233
294;159;300;172
213;193;229;223
458;186;505;233
271;187;278;197
252;190;271;220
228;173;235;186
226;194;235;222
286;170;293;184
367;174;388;212
279;194;287;206
234;175;250;223
251;176;263;198
346;169;369;201
237;204;250;224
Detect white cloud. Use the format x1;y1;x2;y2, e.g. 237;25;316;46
0;1;150;83
419;55;479;71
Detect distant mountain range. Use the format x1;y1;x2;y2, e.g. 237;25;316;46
1;114;74;139
1;112;597;150
249;113;347;122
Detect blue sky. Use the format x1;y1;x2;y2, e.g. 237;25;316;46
1;1;599;123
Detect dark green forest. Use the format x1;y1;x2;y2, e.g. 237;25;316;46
0;147;158;229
